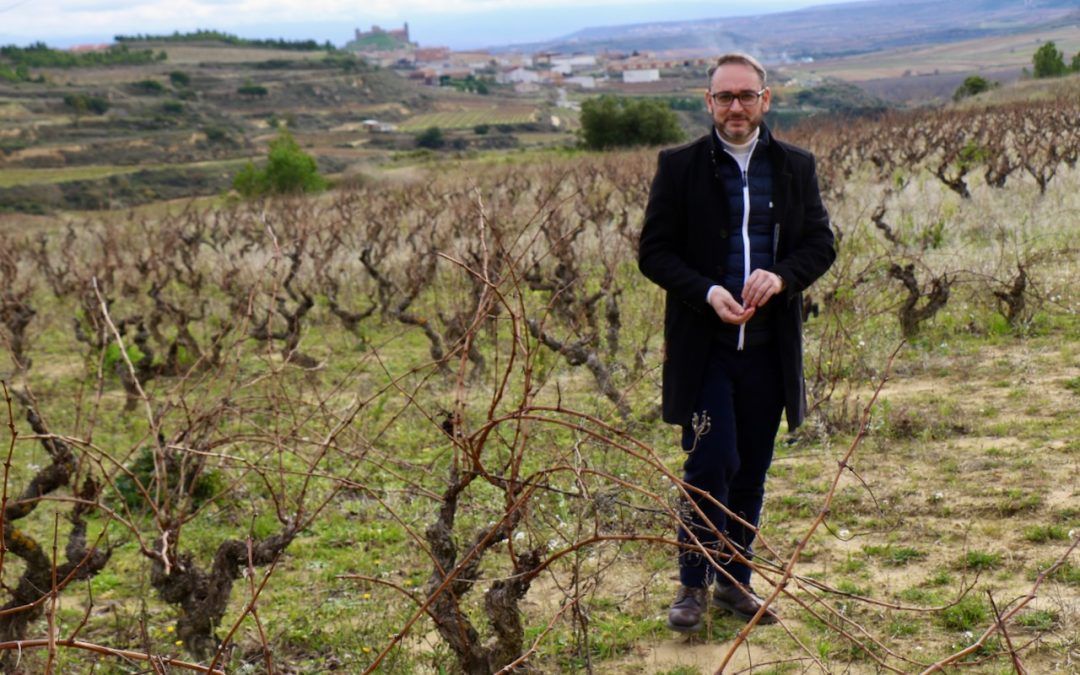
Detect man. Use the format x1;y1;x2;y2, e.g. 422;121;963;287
638;53;835;632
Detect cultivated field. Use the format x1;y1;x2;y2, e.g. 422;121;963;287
787;24;1080;82
397;104;541;132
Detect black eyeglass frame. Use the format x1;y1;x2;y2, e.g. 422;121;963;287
708;88;768;107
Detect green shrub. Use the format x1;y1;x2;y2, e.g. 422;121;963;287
1015;609;1057;631
131;78;165;94
959;550;1002;571
233;128;326;197
415;126;445;149
579;95;684;150
1023;524;1068;543
160;100;184;115
63;93;110;115
237;81;269;97
168;70;190;87
953;75;996;101
114;445;223;511
940;595;987;631
202;125;233;144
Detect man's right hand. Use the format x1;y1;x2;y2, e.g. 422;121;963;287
707;286;755;325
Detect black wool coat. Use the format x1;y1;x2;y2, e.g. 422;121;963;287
638;125;836;431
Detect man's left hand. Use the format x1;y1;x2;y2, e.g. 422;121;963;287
743;269;784;308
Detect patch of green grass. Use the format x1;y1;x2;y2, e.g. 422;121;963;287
1030;560;1080;586
959;550;1002;571
657;667;702;675
940;595;988;631
1015;608;1057;631
898;587;945;605
1063;376;1080;395
1022;524;1069;543
862;544;927;566
887;616;919;637
994;489;1042;515
836;555;867;575
576;613;671;664
773;494;815;517
836;579;870;595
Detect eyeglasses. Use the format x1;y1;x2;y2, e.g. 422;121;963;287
709;89;766;107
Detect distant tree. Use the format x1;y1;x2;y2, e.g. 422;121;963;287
1072;51;1080;73
232;129;326;197
84;95;109;114
132;78;165;94
579;95;684;150
168;71;190;87
63;93;87;127
953;75;996;101
63;93;109;125
473;124;490;135
202;125;233;145
415;126;445;149
1032;41;1067;78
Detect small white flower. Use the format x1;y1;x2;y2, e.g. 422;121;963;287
838;529;850;539
963;630;974;640
514;531;526;542
1069;529;1076;540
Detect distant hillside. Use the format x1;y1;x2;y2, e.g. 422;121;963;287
498;0;1079;61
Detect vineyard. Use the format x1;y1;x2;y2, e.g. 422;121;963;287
0;94;1078;673
397;105;541;132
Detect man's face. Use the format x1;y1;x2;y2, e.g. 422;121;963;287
705;63;771;144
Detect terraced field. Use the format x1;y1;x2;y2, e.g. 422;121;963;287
398;104;539;131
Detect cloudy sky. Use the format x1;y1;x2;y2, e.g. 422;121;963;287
3;0;860;49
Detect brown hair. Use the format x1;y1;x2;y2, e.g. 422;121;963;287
707;53;767;88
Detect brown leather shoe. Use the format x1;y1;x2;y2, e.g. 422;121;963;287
712;583;778;624
667;585;708;633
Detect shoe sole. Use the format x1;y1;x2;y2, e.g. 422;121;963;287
712;597;779;624
666;618;704;633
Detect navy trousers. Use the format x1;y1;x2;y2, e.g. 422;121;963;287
677;341;785;588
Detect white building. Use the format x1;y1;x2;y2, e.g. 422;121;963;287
623;68;660;83
497;67;541;85
551;54;597;71
564;75;596;89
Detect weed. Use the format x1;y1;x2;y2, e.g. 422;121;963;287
898;587;944;605
995;489;1043;515
1015;608;1058;631
941;595;988;631
863;545;927;566
960;550;1002;571
1063;377;1080;395
1023;524;1069;543
887;617;919;637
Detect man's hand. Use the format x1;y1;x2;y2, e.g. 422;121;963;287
708;286;755;325
742;269;784;308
